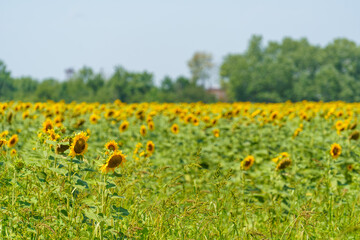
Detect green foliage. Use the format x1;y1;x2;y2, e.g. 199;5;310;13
0;63;216;103
221;35;360;102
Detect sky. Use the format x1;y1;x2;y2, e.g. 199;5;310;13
1;0;360;85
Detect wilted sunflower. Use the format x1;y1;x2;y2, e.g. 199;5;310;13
171;124;179;134
105;140;118;152
140;125;147;136
0;139;7;148
69;132;89;158
146;141;155;156
241;155;255;170
119;121;129;132
100;150;126;173
42;119;54;134
330;143;341;159
276;158;292;170
213;129;220;138
8;134;18;148
349;130;360;141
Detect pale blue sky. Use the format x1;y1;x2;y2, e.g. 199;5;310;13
1;0;359;84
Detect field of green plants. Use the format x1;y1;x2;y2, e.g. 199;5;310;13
1;101;360;239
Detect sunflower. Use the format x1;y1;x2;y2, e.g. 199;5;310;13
213;129;220;137
330;143;341;159
119;121;129;132
241;155;255;170
148;121;155;131
349;130;360;141
42;119;54;134
47;129;60;141
192;117;199;126
8;135;18;148
171;124;179;134
0;139;7;148
22;111;29;120
69;132;89;158
89;114;99;124
100;150;126;173
146;141;155;156
105;140;118;152
0;130;9;138
276;158;292;170
293;128;302;138
140;125;147;136
10;149;17;157
347;164;354;171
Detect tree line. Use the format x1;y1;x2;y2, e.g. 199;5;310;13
1;36;360;103
221;36;360;102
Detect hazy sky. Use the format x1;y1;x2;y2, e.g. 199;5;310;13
1;0;359;84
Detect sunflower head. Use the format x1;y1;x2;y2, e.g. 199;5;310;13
10;149;17;157
347;164;354;171
0;139;7;148
148;121;155;131
42;119;54;133
69;132;89;158
171;124;179;134
330;143;341;159
8;134;18;148
213;129;220;138
90;114;100;124
349;131;360;141
105;140;118;152
100;150;126;174
241;155;255;170
146;141;155;156
47;129;60;141
276;158;292;170
119;121;129;132
140;125;147;136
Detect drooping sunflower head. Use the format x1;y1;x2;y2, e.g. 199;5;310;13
140;125;147;136
105;140;118;152
146;141;155;156
241;155;255;170
42;119;54;133
119;121;129;132
171;124;179;134
100;150;126;174
349;130;360;141
330;143;341;159
69;132;89;157
276;158;292;171
8;134;18;148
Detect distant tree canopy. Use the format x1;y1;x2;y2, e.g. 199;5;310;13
220;36;360;102
0;61;216;103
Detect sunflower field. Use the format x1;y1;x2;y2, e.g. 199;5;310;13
1;100;360;239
